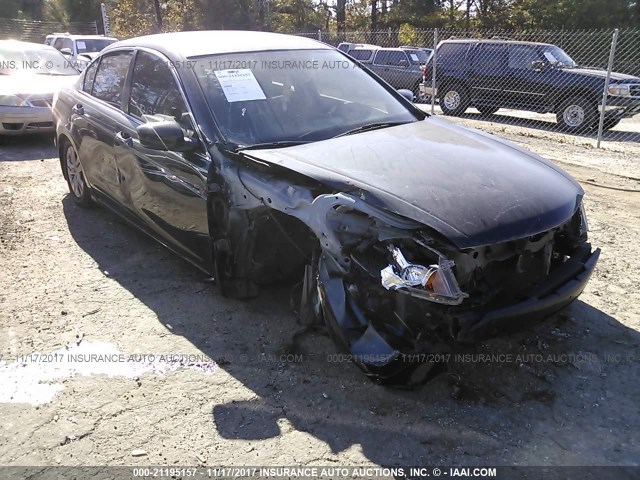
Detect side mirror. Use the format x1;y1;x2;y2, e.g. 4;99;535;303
60;47;73;56
137;120;197;152
531;60;547;72
397;89;414;102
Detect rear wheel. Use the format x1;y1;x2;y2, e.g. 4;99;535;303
61;139;92;207
439;83;470;116
556;96;596;133
477;105;499;116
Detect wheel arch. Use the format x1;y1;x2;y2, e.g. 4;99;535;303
554;88;599;111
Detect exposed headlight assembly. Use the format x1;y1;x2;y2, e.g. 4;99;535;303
381;244;468;305
607;84;631;97
0;95;28;107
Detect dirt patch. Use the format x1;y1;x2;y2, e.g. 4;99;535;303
0;126;638;469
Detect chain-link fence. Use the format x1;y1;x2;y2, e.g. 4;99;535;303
294;28;640;145
0;18;98;43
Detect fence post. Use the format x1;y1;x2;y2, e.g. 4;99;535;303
318;29;322;42
101;3;110;36
597;28;619;148
431;28;438;114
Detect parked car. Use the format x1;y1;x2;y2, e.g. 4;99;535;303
368;47;426;99
45;33;117;70
53;31;599;384
0;40;79;136
425;38;640;132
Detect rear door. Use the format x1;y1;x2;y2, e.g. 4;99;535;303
114;50;212;267
72;50;134;211
469;43;508;107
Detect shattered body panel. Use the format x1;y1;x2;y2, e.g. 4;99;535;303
210;118;599;383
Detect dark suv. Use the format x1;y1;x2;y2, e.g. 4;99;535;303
425;39;640;132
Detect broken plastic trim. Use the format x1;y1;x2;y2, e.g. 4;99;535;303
380;245;468;305
579;202;589;236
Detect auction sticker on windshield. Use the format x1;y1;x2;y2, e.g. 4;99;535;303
214;69;266;103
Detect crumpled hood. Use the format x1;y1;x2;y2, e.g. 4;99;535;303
565;67;640;83
244;117;583;248
0;73;79;98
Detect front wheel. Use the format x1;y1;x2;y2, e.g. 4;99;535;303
61;139;92;206
439;83;470;116
556;96;596;133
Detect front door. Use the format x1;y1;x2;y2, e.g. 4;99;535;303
113;50;212;268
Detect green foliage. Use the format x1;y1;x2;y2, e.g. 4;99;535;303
398;22;420;44
4;0;640;36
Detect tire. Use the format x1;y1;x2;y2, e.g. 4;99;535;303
439;83;470;116
556;96;596;133
477;106;499;116
61;139;93;207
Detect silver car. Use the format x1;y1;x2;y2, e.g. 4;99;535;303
0;40;79;136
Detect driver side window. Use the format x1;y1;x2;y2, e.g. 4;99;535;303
508;45;540;70
128;51;193;131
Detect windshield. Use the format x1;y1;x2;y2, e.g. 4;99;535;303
540;45;577;68
0;47;78;75
405;49;429;64
192;49;417;147
75;38;116;54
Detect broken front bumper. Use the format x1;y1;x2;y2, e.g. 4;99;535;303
318;244;600;381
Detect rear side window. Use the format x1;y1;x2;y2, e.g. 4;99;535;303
373;50;390;65
53;38;64;50
91;51;133;108
349;49;374;61
436;43;470;67
82;59;99;93
128;51;191;129
473;44;506;72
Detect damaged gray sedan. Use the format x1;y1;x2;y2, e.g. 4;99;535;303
53;31;600;384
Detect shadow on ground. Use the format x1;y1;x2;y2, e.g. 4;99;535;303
0;134;57;162
62;195;640;467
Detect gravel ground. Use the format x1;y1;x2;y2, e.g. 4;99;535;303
0;113;639;471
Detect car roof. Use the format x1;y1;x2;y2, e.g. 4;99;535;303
0;39;61;52
48;33;118;41
349;45;379;51
440;38;553;47
109;31;331;59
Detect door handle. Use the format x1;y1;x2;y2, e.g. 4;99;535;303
115;131;133;147
72;103;84;115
